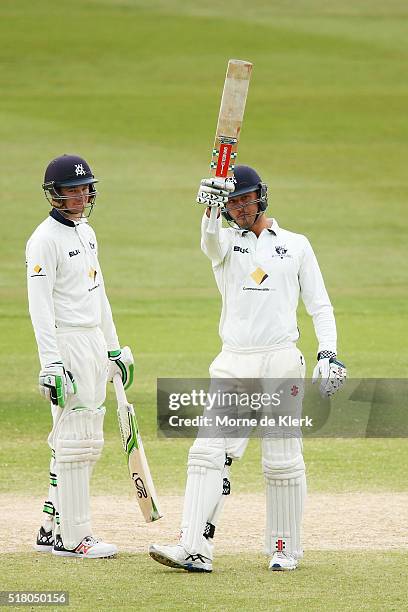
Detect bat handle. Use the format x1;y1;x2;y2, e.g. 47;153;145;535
113;373;127;405
206;205;219;234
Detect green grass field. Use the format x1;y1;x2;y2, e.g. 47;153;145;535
0;1;407;610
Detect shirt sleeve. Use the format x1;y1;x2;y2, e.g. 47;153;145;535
99;280;120;352
26;236;61;368
201;211;232;266
93;236;120;352
298;238;337;354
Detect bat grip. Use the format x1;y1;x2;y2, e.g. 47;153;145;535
113;373;128;405
207;206;219;234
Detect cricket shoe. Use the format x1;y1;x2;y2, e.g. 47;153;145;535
52;535;117;558
34;526;54;552
269;551;298;571
149;544;212;573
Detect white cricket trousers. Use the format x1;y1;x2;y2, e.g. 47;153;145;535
208;344;306;458
181;344;307;558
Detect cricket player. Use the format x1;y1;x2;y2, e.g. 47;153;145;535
149;165;346;572
27;154;134;558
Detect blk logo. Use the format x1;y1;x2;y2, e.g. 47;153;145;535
234;246;249;254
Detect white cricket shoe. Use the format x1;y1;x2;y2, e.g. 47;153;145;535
52;535;117;558
149;543;212;573
269;551;298;571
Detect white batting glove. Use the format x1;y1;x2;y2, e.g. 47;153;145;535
312;351;347;397
108;346;134;390
39;362;77;408
196;177;235;207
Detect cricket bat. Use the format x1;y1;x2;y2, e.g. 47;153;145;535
113;374;162;522
207;59;253;233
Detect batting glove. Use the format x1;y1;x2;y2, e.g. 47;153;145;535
196;177;235;207
39;362;77;408
108;346;134;390
312;351;347;398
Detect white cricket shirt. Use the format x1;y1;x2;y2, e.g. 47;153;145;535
26;209;119;368
201;214;337;353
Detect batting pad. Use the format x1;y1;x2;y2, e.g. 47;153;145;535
262;437;306;557
54;408;104;549
89;406;105;475
180;443;225;558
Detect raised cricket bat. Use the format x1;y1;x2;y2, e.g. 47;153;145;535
113;374;162;522
207;59;253;233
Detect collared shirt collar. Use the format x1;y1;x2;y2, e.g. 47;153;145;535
266;218;279;236
49;207;86;228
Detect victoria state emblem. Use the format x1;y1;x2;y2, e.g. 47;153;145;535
273;245;291;259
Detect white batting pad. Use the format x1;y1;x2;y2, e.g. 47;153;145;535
262;437;306;557
54;409;104;549
89;406;105;476
180;442;225;558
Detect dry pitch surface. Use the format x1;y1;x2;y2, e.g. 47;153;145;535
2;492;407;555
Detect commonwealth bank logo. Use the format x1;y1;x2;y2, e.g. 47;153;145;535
251;267;268;285
30;264;46;278
88;268;97;282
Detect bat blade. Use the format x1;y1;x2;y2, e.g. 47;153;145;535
207;59;253;232
114;375;162;523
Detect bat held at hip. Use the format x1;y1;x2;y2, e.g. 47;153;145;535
113;374;162;523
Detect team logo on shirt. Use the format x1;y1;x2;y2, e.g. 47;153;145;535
272;245;291;259
30;264;46;278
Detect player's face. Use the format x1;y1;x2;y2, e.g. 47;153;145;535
226;190;260;229
59;185;90;218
